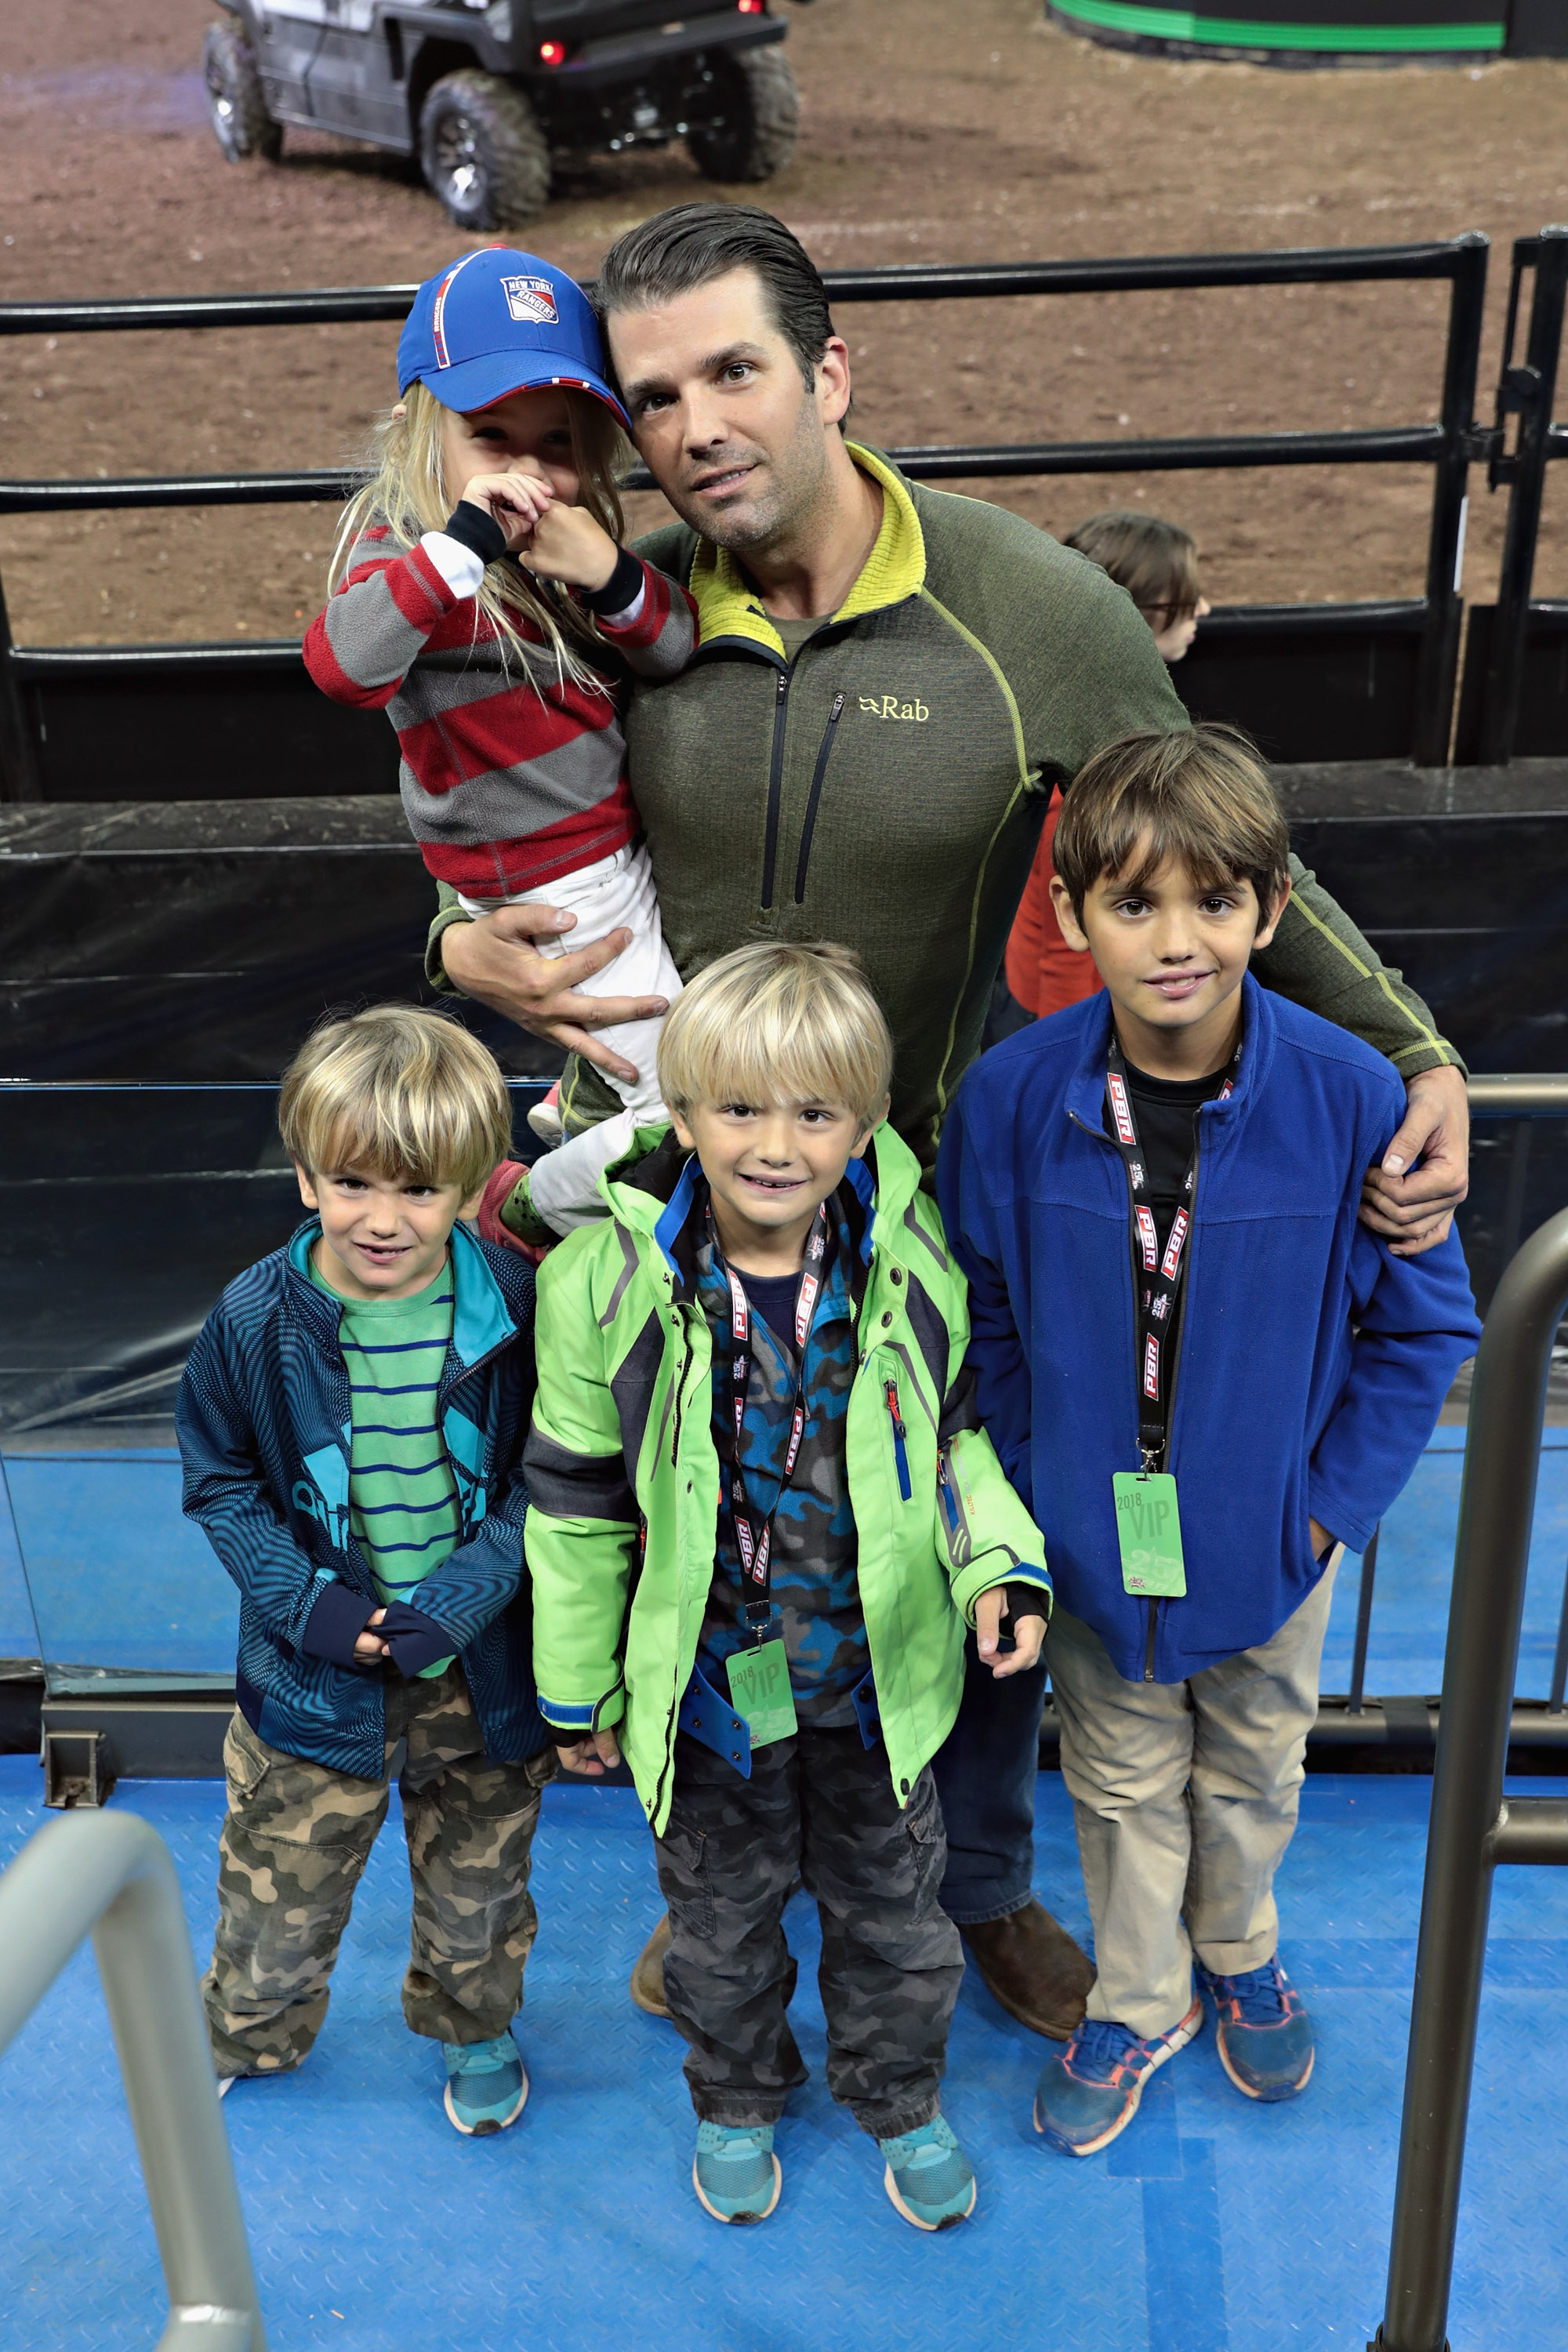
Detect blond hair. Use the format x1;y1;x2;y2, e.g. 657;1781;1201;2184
1053;725;1290;927
1065;510;1203;626
278;1004;514;1198
328;379;631;692
657;942;893;1131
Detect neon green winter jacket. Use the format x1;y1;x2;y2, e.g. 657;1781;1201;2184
523;1122;1051;1834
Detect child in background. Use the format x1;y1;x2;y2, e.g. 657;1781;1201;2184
994;511;1211;1040
525;943;1051;2230
939;728;1479;2157
179;1006;550;2136
304;247;695;1239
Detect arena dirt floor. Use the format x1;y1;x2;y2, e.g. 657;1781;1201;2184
6;0;1568;648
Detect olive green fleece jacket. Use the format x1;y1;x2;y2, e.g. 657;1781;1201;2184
523;1121;1050;1833
428;445;1457;1171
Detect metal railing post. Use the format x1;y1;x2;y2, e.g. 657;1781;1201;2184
1476;227;1568;765
0;1810;267;2350
1374;1205;1568;2352
1413;232;1489;767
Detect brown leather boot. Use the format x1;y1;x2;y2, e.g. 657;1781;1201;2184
960;1899;1094;2039
630;1912;673;2017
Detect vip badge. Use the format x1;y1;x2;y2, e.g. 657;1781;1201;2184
500;274;558;325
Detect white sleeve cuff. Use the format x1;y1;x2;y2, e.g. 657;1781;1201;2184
597;579;646;630
419;531;488;599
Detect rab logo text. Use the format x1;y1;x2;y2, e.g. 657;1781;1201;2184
500;274;558;325
858;694;930;721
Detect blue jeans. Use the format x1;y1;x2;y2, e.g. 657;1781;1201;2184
931;1629;1049;1926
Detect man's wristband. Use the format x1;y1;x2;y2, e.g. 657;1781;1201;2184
440;500;509;567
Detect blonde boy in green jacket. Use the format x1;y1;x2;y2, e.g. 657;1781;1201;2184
524;941;1050;2233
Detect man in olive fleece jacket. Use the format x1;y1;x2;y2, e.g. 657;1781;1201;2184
428;203;1471;2041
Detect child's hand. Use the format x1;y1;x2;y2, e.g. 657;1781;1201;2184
975;1588;1047;1679
554;1727;623;1777
457;467;554;556
353;1607;390;1663
520;496;621;595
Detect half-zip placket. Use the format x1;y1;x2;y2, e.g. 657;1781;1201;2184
760;665;790;909
793;691;846;904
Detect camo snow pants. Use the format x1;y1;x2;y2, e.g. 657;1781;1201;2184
202;1663;555;2077
653;1726;964;2139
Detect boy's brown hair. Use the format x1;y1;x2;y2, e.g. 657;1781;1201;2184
278;1004;514;1198
1053;726;1290;929
1065;510;1203;626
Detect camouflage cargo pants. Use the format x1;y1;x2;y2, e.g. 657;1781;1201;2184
202;1664;556;2077
653;1727;964;2139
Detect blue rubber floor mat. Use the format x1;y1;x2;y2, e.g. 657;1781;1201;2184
2;1758;1565;2352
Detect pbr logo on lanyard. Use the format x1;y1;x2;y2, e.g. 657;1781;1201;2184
1104;1034;1236;1464
718;1207;829;1599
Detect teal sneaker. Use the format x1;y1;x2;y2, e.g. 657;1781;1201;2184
441;2034;528;2136
692;2122;781;2223
879;2114;977;2231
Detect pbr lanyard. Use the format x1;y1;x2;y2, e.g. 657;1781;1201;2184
712;1203;831;1631
1103;1036;1236;1471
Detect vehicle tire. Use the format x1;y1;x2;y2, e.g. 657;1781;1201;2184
685;48;799;183
203;20;282;161
419;71;551;231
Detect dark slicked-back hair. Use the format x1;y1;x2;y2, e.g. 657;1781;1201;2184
594;202;836;390
1053;725;1290;929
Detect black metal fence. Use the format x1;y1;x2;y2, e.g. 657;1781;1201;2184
0;235;1494;797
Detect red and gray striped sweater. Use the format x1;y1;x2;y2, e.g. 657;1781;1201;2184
303;524;698;898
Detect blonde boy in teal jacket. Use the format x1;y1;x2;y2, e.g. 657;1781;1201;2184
524;942;1050;2233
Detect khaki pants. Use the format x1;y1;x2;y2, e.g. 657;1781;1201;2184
1046;1562;1337;2041
202;1664;556;2077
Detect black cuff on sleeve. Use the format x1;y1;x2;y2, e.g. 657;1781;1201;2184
578;545;644;618
300;1580;377;1668
376;1600;458;1679
541;1716;590;1748
999;1581;1049;1637
439;499;509;568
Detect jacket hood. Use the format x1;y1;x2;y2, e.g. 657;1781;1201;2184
684;444;926;658
284;1215;517;1367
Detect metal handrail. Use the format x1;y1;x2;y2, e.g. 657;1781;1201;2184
0;1810;267;2350
1373;1206;1568;2352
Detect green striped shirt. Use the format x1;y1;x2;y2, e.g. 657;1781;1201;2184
313;1254;459;1679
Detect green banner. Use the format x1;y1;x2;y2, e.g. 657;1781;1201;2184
1051;0;1504;49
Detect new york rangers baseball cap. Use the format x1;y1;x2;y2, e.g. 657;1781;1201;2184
397;247;630;429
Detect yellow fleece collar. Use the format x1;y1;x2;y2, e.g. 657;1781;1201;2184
685;443;926;654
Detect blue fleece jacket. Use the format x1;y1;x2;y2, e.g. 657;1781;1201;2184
935;975;1481;1684
176;1217;543;1776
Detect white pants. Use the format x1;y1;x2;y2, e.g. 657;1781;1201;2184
1046;1557;1338;2040
460;840;681;1234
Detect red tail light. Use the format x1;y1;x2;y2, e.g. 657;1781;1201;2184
738;2;766;13
537;38;570;64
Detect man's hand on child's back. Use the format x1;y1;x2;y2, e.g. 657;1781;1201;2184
975;1588;1047;1679
441;905;668;1083
1359;1065;1469;1256
353;1606;390;1664
554;1728;623;1777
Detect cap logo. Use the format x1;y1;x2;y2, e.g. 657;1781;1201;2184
501;274;558;325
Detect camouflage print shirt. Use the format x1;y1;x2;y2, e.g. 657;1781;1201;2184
693;1194;866;1729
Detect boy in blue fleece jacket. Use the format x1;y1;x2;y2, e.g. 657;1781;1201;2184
178;1005;551;2138
936;727;1479;2158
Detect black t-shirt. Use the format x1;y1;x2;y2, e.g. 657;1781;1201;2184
1117;1061;1232;1251
737;1267;806;1365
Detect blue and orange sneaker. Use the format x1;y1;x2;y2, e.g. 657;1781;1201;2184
1198;1955;1314;2101
1033;1994;1203;2155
